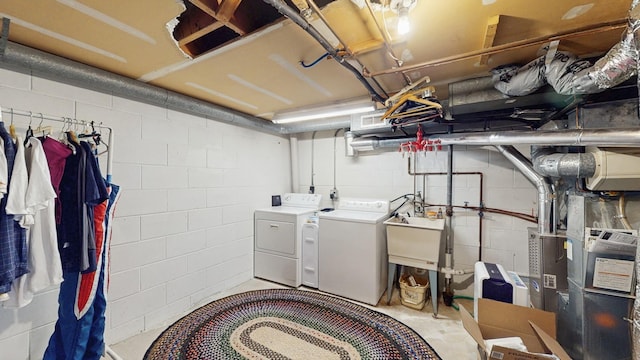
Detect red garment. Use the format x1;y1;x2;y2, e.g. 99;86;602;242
40;137;72;223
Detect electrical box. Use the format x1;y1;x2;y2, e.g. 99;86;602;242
586;147;640;190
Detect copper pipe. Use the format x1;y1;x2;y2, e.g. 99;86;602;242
365;19;627;77
407;162;487;261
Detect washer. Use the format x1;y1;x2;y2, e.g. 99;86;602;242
254;193;322;287
318;198;390;305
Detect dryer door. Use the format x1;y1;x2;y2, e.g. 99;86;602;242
255;219;295;255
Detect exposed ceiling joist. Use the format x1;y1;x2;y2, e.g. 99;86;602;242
479;15;501;65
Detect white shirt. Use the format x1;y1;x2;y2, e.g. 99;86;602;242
4;137;61;308
5;136;29;226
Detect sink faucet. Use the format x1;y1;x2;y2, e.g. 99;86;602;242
414;191;424;217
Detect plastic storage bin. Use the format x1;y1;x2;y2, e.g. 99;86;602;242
399;271;429;310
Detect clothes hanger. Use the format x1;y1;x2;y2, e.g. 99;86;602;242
33;113;51;137
66;119;79;145
24;112;34;146
78;121;102;147
57;118;77;155
9;108;16;140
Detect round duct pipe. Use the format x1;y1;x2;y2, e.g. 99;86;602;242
432;128;640;147
350;127;640;154
280;119;352;134
349;137;415;152
496;145;555;235
532;150;597;178
0;41;284;136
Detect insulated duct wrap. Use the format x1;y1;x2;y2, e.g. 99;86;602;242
492;0;640;96
492;57;546;96
574;27;638;93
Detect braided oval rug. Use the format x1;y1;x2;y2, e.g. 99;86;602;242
144;289;441;360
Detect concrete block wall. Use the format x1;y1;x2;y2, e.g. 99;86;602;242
295;132;537;295
0;67;291;358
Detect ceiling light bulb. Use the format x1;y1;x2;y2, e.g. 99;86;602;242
397;8;410;35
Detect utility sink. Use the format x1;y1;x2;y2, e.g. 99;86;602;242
383;217;445;271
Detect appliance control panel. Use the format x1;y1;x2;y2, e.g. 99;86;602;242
281;193;322;208
338;198;390;213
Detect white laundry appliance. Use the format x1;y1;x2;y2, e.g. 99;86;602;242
318;198;390;305
254;193;322;287
301;214;320;288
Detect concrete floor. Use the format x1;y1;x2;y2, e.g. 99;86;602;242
107;278;478;359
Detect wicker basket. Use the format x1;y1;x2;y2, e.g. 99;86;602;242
399;273;429;310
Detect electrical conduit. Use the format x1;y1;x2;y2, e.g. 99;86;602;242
262;0;386;103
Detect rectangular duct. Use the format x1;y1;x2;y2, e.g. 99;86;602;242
349;110;391;135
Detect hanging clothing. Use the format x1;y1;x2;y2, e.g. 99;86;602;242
40;136;72;224
25;137;62;294
0;122;28;295
55;138;107;273
0;136;7;199
6;136;29;227
79;141;109;274
44;183;120;360
3;137;61;308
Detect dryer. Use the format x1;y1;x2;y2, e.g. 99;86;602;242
318;198;390;305
254;193;321;287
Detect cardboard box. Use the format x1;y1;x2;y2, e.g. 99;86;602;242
461;298;572;360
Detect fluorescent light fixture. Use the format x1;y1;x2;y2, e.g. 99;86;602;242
272;99;375;124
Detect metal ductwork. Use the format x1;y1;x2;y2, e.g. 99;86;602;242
496;145;555;235
350;127;640;153
0;41;285;136
531;147;597;178
0;40;353;136
349;136;414;152
431;128;640;147
281;119;351;134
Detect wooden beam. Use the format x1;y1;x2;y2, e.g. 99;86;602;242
218;0;244;22
479;15;501;65
349;39;385;56
178;21;225;47
189;0;220;18
189;0;247;36
174;6;221;43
